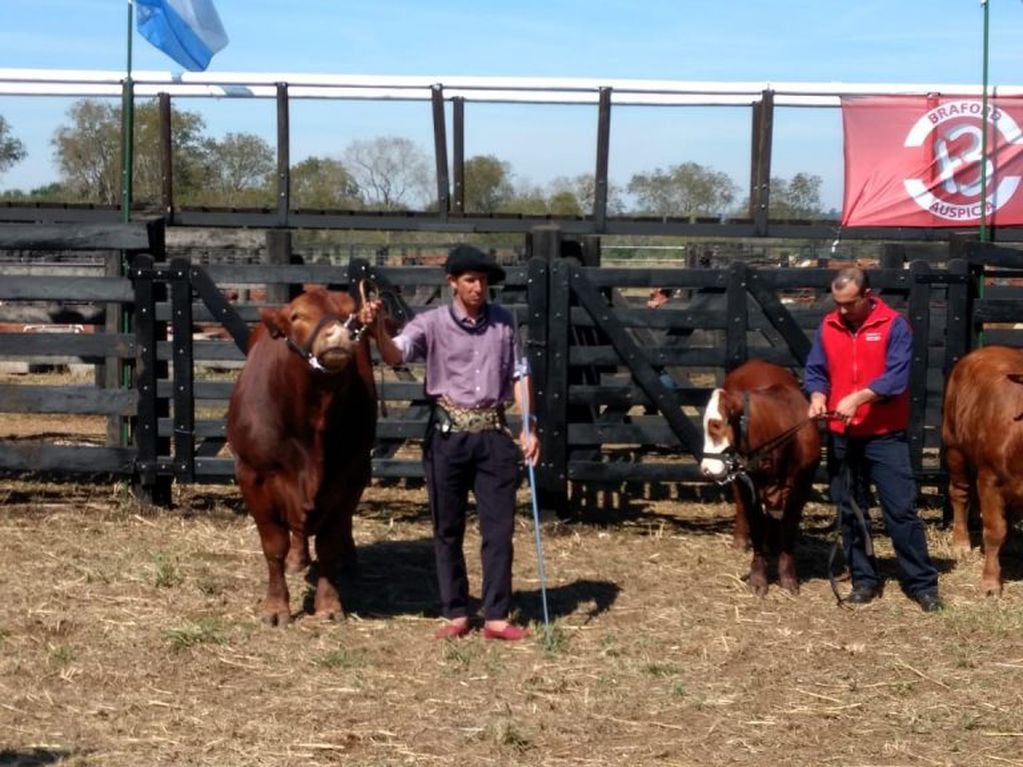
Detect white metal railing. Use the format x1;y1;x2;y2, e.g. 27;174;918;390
3;68;1023;106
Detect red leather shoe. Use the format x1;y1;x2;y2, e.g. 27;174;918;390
433;621;471;640
482;623;530;641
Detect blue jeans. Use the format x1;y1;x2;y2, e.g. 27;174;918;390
827;431;938;596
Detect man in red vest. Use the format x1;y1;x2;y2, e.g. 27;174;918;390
805;267;942;612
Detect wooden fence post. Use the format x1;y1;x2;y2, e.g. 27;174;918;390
906;260;930;475
275;82;290;227
528;225;568;514
725;261;748;371
580;235;602;267
943;258;972;373
265;229;298;304
158;93;174;222
525;256;558;511
540;256;571;516
881;243;906;270
131;254;161;504
170;257;195;483
430;84;450;220
942;257;972;526
98;250;124;448
592;88;612;234
750;90;774;236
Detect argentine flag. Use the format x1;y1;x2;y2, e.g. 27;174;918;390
136;0;229;72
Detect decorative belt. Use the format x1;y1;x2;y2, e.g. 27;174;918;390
435;400;507;434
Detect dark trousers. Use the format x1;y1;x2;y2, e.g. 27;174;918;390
423;428;521;621
827;431;938;596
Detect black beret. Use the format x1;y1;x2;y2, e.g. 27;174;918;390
444;244;506;284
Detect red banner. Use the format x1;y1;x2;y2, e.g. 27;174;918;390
841;95;1023;227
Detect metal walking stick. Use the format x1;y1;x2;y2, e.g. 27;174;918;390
518;372;552;646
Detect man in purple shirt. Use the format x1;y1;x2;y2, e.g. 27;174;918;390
362;244;539;640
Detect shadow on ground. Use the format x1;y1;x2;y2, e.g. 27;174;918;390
300;534;620;624
0;748;70;766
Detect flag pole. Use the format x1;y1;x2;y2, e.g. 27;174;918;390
980;0;990;242
118;1;136;454
122;0;135;224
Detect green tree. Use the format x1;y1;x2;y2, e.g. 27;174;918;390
463;154;514;213
134;102;208;204
195;132;275;206
0;115;27;178
769;172;824;218
547;190;583;216
52;100;121;203
52;98;209;205
0;182;69;201
496;182;548;215
627;162;738;218
343;136;431;209
290;156;362;209
548;173;626;216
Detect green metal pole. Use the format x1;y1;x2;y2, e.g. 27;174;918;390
980;0;990;243
121;1;135;451
122;0;134;224
976;0;990;350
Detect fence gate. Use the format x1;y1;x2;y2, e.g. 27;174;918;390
528;255;973;514
5;221;1019;518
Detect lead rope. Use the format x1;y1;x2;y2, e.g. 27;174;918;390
358;277;389;419
827;450;876;607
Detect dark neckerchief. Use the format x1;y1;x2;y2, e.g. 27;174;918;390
448;302;490;334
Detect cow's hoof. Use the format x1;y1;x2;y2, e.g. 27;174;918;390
951;540;972;558
314;606;345;622
779;577;799;595
981;580;1002;597
748;576;769;596
261;610;292;627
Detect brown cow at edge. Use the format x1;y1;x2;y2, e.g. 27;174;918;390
227;286;376;625
943;345;1023;596
700;360;821;595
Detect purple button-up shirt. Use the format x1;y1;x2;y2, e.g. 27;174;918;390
392;301;525;409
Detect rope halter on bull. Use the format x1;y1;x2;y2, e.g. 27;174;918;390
708;392;814;493
283;278;377;373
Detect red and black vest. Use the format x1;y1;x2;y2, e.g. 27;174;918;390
820;297;909;437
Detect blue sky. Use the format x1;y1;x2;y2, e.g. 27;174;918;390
2;0;1022;211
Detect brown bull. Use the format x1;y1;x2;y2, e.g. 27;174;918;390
226;286;376;624
944;345;1023;595
700;360;821;595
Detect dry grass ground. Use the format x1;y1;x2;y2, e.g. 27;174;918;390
2;478;1023;767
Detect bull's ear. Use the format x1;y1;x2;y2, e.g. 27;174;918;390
1008;373;1023;386
259;307;289;339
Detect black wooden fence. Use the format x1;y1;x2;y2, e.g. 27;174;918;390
2;221;1023;513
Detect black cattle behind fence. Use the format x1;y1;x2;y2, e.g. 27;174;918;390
2;221;1023;517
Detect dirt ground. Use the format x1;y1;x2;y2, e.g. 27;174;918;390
2;475;1023;767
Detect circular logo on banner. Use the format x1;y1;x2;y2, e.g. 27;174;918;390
902;100;1022;222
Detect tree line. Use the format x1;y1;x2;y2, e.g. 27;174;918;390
0;99;830;218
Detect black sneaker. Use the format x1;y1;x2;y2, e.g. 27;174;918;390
846;584;882;604
912;591;944;613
